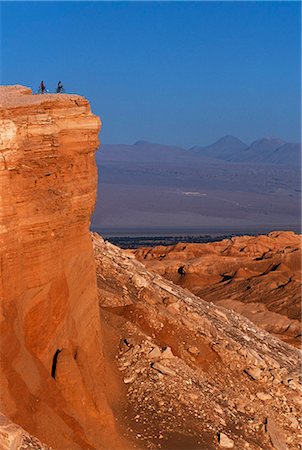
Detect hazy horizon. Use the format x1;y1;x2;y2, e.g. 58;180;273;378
2;1;301;147
101;134;301;148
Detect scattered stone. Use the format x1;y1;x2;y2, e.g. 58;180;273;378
215;309;230;322
197;316;215;337
256;392;272;401
288;416;298;428
188;346;199;355
166;302;181;314
123;375;137;384
161;346;174;359
119;361;131;370
288;380;301;391
162;296;176;305
123;344;141;359
124;337;136;347
119;339;130;352
245;367;262;381
265;356;280;369
292;395;302;408
152;362;176;377
247;349;267;369
148;347;162;359
131;274;148;288
235;399;246;413
266;417;288;450
218;432;234;448
214;405;223;415
181;317;194;329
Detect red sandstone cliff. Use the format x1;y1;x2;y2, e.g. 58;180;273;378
0;86;124;449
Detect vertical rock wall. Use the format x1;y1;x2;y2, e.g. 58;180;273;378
0;86;120;449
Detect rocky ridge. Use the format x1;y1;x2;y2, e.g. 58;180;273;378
93;233;302;450
133;232;301;347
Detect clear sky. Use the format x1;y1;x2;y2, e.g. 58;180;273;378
1;1;301;147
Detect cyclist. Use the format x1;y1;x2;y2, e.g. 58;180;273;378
56;81;64;93
40;80;46;94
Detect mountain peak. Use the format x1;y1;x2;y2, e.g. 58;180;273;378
250;136;286;147
216;135;246;144
190;135;248;159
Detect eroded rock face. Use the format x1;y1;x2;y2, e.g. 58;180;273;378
0;86;123;449
93;233;302;450
133;232;302;347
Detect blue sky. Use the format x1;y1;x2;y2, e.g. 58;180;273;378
1;1;301;147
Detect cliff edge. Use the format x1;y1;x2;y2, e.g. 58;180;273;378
0;86;124;449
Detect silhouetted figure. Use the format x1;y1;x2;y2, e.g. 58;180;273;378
40;80;46;94
56;81;64;93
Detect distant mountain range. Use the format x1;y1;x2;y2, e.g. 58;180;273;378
98;136;301;166
93;134;301;233
190;135;248;160
191;136;300;165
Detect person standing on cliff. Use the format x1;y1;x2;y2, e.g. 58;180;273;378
40;80;46;94
56;81;64;93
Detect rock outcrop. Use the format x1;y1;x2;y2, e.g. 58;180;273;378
133;232;301;347
93;233;302;450
0;86;124;449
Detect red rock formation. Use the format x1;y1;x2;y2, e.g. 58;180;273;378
133;232;301;347
0;86;124;449
93;233;302;450
2;85;301;450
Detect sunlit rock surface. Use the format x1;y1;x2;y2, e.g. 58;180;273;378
133;232;302;347
0;85;124;449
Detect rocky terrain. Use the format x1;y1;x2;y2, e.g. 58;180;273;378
1;85;301;450
0;414;51;450
94;233;302;450
133;232;301;347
